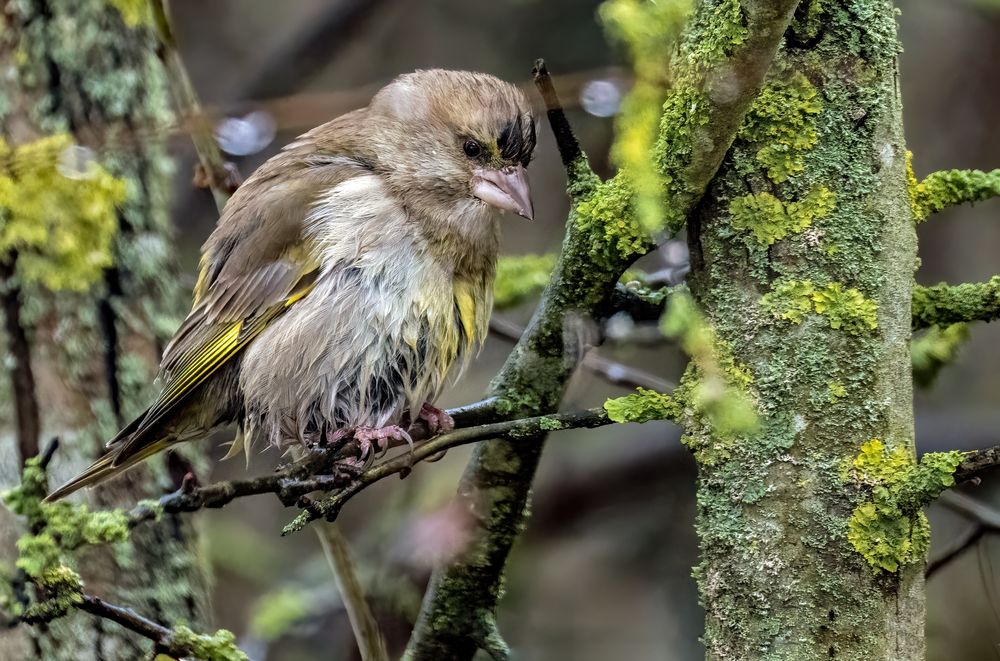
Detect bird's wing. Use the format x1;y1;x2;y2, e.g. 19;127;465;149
110;150;370;465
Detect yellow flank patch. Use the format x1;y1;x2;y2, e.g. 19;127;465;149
454;280;479;352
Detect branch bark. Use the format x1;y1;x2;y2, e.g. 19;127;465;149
912;277;1000;329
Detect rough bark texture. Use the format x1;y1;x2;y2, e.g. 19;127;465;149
0;1;210;658
685;0;921;658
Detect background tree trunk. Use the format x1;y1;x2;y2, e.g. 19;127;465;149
0;1;210;658
686;0;922;657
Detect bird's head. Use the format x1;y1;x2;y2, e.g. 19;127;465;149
367;70;536;246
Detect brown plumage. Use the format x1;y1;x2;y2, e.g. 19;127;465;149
46;70;536;501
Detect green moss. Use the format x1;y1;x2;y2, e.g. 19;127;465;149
604;387;679;423
5;459;130;572
908;157;1000;222
911;323;969;388
761;279;878;334
537;416;566;431
653;82;711;234
912;277;1000;329
843;440;963;573
729;186;835;246
681;0;748;66
170;625;248;661
493;253;557;310
827;381;846;402
20;565;84;622
791;0;826;42
573;177;651;263
0;133;126;290
660;293;758;464
738;72;822;183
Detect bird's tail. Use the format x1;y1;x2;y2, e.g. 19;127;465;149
44;407;174;502
43;439;172;502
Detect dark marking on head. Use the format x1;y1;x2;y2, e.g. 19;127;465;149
497;113;536;167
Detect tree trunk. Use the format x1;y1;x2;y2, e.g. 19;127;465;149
0;1;210;658
686;0;921;657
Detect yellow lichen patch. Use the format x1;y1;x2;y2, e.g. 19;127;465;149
0;134;126;290
842;439;963;573
729;186;835;246
738;71;822;184
761;279;878;335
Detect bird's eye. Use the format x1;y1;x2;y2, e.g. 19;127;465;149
463;140;483;159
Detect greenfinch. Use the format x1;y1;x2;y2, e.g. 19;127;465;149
47;70;536;501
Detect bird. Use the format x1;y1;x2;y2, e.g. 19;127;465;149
46;69;536;502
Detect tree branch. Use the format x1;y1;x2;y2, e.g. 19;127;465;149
912;168;1000;222
954;444;1000;484
532;60;583;168
74;594;247;660
912;277;1000;330
316;524;388;661
126;399;621;531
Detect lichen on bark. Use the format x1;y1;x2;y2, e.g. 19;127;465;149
0;1;209;658
685;0;927;657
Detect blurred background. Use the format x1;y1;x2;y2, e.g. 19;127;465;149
8;0;1000;658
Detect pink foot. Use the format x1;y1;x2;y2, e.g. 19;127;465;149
353;425;413;462
418;403;455;435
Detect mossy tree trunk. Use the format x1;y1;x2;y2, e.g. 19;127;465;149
686;0;922;657
0;1;210;658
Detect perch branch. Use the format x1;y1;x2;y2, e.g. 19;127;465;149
126;398;501;526
281;407;617;534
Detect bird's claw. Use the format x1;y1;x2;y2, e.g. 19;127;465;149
353;425;413;463
418;403;455;435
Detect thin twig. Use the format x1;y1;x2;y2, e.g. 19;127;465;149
955;444;1000;484
489;316;674;392
532;59;582;166
150;0;241;208
127;399;501;526
75;595;175;649
282;407;617;534
316;524;388;661
926;491;1000;578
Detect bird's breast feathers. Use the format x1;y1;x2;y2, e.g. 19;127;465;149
237;171;493;445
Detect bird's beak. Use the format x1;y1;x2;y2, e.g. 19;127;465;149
471;165;534;220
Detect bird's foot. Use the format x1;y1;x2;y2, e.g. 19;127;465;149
353;425;413;463
418;403;455;435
